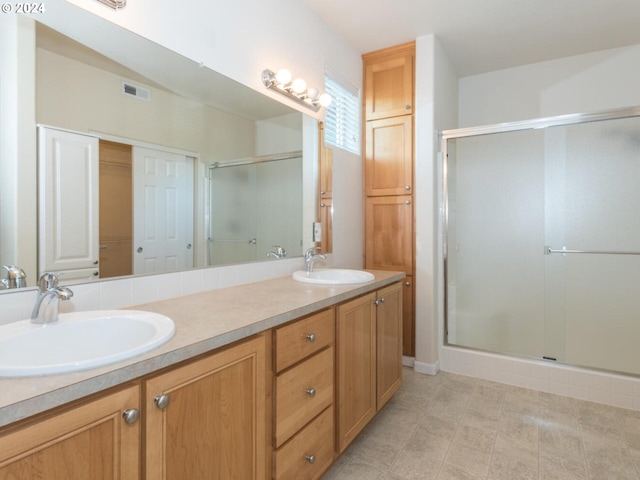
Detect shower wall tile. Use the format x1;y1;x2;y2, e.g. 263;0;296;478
441;346;640;413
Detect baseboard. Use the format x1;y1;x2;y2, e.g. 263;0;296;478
402;355;414;367
414;359;440;376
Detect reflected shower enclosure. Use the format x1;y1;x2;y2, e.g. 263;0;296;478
443;107;640;377
208;153;303;266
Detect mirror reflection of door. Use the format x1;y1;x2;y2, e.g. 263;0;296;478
132;147;195;274
99;140;195;278
99;140;133;278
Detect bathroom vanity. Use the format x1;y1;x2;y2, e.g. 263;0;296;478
0;270;404;480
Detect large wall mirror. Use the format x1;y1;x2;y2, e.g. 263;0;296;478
0;5;324;289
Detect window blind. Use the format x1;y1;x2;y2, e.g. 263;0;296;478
324;68;360;155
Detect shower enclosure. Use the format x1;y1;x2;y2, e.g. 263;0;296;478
442;106;640;377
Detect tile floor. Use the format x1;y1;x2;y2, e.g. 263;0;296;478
323;367;640;480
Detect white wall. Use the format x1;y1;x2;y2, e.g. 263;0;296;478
459;43;640;127
62;0;362;119
414;35;458;373
0;15;37;282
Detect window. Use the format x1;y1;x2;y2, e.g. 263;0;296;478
324;67;360;155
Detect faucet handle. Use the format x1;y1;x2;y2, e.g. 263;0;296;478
304;246;321;259
272;245;287;257
2;265;27;289
38;272;61;291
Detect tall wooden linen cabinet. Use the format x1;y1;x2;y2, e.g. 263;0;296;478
362;42;415;357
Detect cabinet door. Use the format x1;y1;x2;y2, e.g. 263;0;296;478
145;335;265;480
364;51;413;120
0;385;140;480
336;293;376;453
376;283;403;409
319;146;332;199
319;198;333;254
365;116;413;196
365;196;413;274
402;277;415;357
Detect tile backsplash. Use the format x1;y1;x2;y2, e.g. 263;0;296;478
0;256;327;326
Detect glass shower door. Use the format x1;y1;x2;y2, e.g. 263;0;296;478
542;117;640;374
445;111;640;376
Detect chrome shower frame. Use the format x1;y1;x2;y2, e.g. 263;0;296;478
439;104;640;348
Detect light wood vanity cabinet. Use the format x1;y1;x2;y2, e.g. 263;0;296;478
272;308;335;480
0;385;141;480
145;334;266;480
0;278;404;480
336;282;403;453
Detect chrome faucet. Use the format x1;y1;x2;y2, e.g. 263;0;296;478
0;265;27;290
304;247;326;274
31;272;74;324
266;245;287;259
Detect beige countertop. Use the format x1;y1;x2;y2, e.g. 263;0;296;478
0;270;404;428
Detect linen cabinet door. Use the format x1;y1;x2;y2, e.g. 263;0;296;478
365;116;413;197
364;50;414;120
145;335;266;480
365;196;413;275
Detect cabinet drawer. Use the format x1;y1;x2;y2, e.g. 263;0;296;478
274;308;334;372
274;405;334;480
275;347;334;447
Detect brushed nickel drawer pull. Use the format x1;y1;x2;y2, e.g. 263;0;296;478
306;388;316;398
122;408;140;424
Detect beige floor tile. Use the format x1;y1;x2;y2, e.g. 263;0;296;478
539;450;588;480
333;461;389;480
539;424;584;458
437;462;485;480
443;442;492;477
390;448;443;480
488;453;538;480
323;368;640;480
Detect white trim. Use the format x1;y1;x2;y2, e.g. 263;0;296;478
89;130;199;159
440;346;640;411
402;355;414;368
414;359;440;376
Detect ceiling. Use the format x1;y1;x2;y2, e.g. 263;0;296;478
303;0;640;77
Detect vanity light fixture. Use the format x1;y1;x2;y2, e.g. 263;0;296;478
262;69;332;112
95;0;126;9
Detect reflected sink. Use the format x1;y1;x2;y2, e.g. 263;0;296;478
292;269;375;285
0;310;175;377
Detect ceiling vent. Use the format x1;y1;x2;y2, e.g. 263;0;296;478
122;82;150;101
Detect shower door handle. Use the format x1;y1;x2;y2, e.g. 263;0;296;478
545;246;640;256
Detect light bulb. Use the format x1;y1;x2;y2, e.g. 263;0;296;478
307;87;319;100
318;93;332;107
275;69;292;85
291;78;307;94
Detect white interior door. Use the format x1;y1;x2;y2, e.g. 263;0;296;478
133;147;194;274
38;126;100;281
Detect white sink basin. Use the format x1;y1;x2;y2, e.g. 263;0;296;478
0;310;175;377
292;269;375;285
